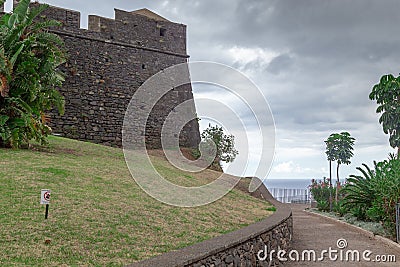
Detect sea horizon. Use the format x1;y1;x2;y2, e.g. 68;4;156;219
263;178;312;190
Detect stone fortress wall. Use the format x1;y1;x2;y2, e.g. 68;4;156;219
2;1;201;147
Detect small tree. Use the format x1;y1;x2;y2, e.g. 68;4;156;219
369;74;400;156
325;132;355;201
201;124;238;168
0;0;66;148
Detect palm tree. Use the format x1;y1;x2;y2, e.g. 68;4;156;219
342;163;376;220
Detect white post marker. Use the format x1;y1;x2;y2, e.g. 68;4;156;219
40;189;51;219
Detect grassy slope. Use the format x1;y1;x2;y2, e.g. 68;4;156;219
0;136;273;266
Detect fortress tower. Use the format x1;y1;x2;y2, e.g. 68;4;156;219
28;3;201;148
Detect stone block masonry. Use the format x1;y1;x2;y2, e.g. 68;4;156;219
31;3;201;148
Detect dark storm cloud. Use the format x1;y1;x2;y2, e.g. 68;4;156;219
266;54;294;75
230;0;400;53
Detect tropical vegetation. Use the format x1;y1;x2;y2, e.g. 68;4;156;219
312;73;400;240
369;74;400;156
341;155;400;236
0;0;66;148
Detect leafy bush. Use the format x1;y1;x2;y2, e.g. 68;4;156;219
366;206;383;222
370;157;400;235
317;200;330;212
0;0;66;148
350;205;369;221
342;163;377;220
201;124;238;164
309;178;336;211
333;200;348;217
310;178;330;202
343;156;400;236
197;124;238;171
310;178;349;214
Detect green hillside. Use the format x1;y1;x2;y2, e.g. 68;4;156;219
0;136;273;266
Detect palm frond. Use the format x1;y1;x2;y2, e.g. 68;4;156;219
13;0;30;23
25;3;49;28
30;20;61;33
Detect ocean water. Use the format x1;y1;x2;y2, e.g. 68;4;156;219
263;178;312;203
264;178;311;190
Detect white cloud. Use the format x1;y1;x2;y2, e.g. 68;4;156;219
272;161;327;177
273;161;299;173
272;161;321;174
228;46;278;65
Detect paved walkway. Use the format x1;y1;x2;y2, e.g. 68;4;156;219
284;204;400;266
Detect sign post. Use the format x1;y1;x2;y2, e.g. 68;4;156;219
40;189;51;219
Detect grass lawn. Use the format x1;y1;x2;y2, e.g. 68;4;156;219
0;136;273;266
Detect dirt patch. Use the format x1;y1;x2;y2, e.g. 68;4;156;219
31;145;82;156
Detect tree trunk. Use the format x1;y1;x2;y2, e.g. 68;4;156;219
335;163;340;203
329;160;333;211
336;162;340;185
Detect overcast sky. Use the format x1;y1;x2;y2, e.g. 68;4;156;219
6;0;400;181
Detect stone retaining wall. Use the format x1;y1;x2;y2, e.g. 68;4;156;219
127;179;292;267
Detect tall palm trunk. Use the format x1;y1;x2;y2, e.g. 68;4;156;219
329;160;332;187
329;160;333;211
335;162;340;202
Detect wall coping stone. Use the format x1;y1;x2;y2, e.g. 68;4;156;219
48;29;190;58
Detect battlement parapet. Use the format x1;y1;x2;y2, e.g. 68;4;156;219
35;3;187;56
40;4;81;29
